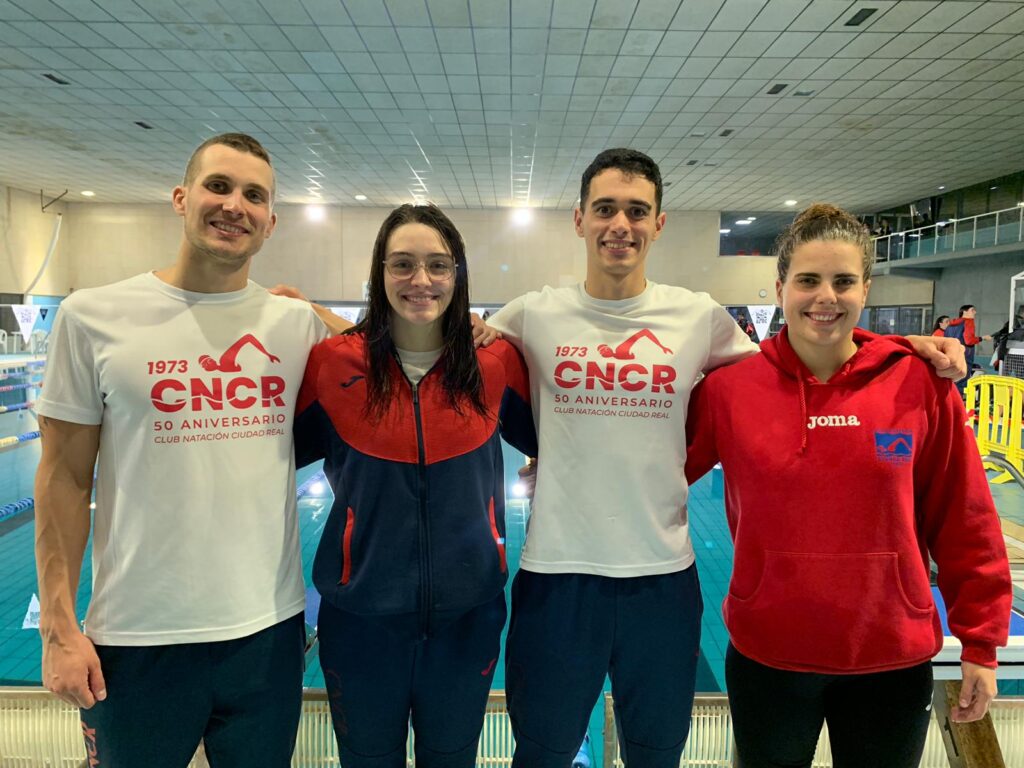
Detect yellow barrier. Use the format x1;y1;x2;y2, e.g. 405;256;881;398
966;374;1024;484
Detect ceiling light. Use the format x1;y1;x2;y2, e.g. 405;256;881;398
354;194;367;201
767;83;788;95
794;89;815;97
43;73;70;85
938;185;945;190
718;129;734;137
736;220;752;226
80;190;95;197
785;199;797;206
720;229;731;234
747;216;757;221
512;207;533;226
306;205;325;222
844;8;878;26
310;481;326;495
134;121;154;129
990;186;998;191
512;481;526;498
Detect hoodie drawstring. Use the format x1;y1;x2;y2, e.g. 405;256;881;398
797;375;808;455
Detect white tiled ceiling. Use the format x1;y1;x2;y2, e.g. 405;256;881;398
0;0;1022;211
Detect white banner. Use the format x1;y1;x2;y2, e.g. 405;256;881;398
22;593;40;630
746;305;777;342
11;304;41;339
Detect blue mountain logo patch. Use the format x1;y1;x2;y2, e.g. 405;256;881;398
874;432;913;464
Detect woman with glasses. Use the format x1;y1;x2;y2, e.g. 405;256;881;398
294;204;536;768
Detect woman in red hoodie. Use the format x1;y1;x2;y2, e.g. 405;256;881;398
685;204;1010;768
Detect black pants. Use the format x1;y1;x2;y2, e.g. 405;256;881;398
726;643;933;768
505;566;704;768
80;613;305;768
317;593;506;768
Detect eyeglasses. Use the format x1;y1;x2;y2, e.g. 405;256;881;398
384;256;458;281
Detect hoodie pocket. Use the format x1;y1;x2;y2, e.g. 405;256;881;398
487;497;507;573
340;506;355;585
725;551;936;672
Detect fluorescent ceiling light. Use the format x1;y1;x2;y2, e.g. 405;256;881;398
719;229;731;234
785;199;797;206
305;205;326;222
80;190;95;197
354;194;367;201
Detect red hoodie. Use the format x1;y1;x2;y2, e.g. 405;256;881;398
686;327;1010;674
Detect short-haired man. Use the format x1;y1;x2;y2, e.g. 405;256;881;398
488;148;966;767
35;133;347;767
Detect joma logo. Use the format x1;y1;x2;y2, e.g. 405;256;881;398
806;414;861;429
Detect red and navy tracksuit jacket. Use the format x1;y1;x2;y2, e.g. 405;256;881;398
295;333;536;630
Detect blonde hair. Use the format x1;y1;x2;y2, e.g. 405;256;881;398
775;203;873;283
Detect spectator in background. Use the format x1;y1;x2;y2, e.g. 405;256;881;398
945;305;992;397
932;315;950;336
992;310;1024;373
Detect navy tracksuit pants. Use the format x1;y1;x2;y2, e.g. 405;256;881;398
505;565;704;768
317;593;506;768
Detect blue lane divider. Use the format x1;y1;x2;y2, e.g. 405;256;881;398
0;497;34;522
0;467;326;525
0;402;34;414
0;382;42;393
0;430;41;450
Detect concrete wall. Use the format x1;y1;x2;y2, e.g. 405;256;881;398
0;190;948;310
0;186;70;295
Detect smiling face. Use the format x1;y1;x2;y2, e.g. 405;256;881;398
172;143;277;270
777;239;870;360
574;168;666;294
383;222;456;336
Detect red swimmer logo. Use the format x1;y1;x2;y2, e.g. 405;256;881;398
555;329;677;393
150;334;286;413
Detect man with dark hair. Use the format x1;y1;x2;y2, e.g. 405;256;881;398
34;133;347;767
489;148;967;767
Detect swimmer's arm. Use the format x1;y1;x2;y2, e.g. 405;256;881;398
34;414;106;708
268;284;353;336
310;302;353;336
904;335;966;381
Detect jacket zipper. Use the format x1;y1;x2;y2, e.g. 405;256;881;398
411;381;432;638
393;349;441;640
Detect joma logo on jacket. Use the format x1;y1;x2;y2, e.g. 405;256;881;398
806;414;861;429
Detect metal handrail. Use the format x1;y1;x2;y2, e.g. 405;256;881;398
872;203;1024;262
982;454;1024;490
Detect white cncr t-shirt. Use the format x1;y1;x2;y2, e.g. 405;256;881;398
36;273;329;645
489;281;758;577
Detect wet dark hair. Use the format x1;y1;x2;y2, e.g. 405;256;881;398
775;203;873;283
933;315;950;332
958;304;975;316
579;148;663;214
183;132;275;199
352;204;486;421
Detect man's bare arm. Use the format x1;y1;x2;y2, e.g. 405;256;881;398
267;284;354;336
34;415;106;707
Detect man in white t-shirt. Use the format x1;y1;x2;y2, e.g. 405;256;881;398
488;148;967;768
34;133;346;767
